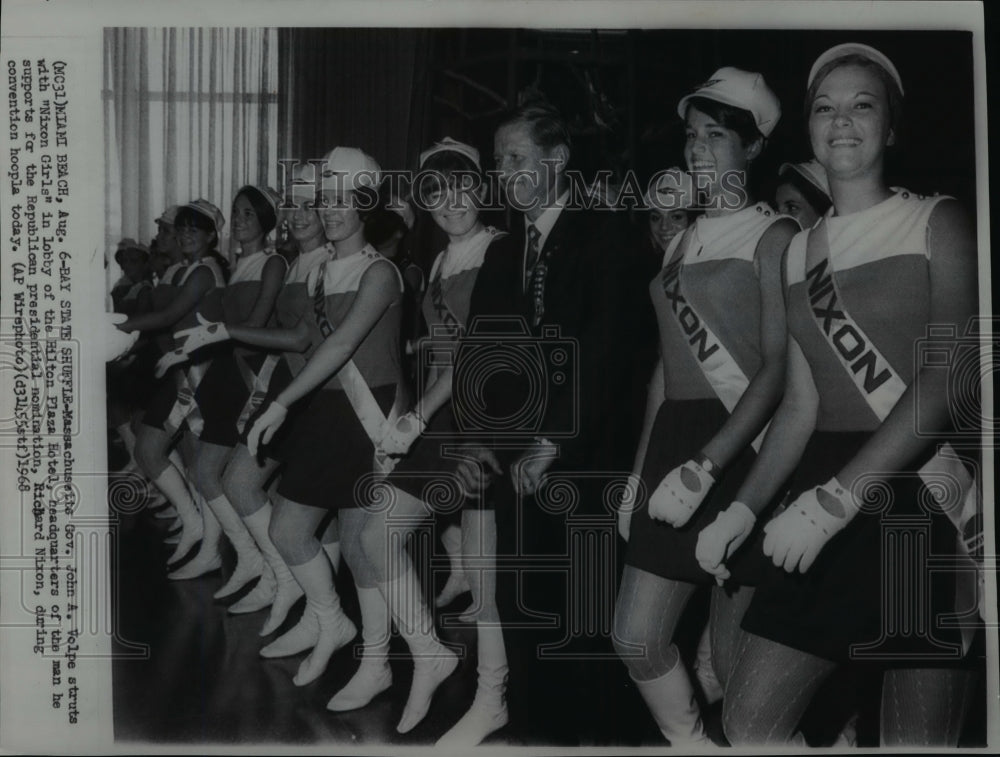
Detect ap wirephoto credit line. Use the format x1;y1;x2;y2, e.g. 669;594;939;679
0;1;996;753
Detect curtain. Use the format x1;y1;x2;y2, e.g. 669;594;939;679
280;28;432;174
103;27;280;269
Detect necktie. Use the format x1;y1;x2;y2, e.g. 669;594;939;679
524;223;541;288
525;224;550;327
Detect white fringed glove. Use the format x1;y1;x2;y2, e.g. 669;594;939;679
173;313;230;353
696;501;756;585
105;312;140;362
154;348;188;378
648;458;716;526
762;477;858;573
378;411;427;457
247;400;288;457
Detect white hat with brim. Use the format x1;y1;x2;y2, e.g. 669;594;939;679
183;199;226;235
155;205;181;226
677;66;781;138
807;43;904;96
318;147;381;193
779;160;831;199
419;137;481;171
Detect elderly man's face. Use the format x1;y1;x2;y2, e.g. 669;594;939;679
493;121;562;216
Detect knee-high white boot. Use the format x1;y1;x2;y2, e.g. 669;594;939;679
152;466;203;565
435;524;470;608
209;494;265;599
229;503;304;634
322;540;341;575
633;658;709;746
168;491;222;579
381;565;458;733
436;622;509;746
259;550;356;687
327;585;393;711
694;623;723;704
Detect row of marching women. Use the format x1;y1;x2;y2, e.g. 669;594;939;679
105;41;983;747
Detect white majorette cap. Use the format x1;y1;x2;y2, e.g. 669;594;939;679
419;137;481;170
645;167;695;211
318;147;381;192
286;162;320;204
184;198;226;235
155;205;181;226
238;185;283;215
807;43;904;96
779;160;831;199
677;66;782;138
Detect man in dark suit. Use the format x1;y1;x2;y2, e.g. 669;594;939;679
452;103;647;745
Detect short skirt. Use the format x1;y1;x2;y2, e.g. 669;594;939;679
275;385;397;510
741;430;967;664
624;396;768;586
386;404;484;512
193;348;251;447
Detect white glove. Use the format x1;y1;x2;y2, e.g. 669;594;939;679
617;473;642;542
247;400;288;457
378;411;427;457
154;348;189;378
173;313;230;354
762;477;858;573
105;312;140;362
373;448;398;475
696;501;756;585
648;458;716;526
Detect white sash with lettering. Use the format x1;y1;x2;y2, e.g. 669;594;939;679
804;220;982;626
309;257;402;473
661;227;768;451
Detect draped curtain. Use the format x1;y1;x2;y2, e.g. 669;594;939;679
103;27;280;266
280;28;432;174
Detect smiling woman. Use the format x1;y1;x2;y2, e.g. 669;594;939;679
614;65;798;747
726;43;979;748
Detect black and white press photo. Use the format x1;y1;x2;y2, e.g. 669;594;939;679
0;1;996;753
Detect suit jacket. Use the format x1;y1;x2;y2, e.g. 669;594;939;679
460;206;644;475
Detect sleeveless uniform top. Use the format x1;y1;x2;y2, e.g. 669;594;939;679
424;226;503;339
149;261;187;352
650;203;786;402
304;244;403;391
173;257;226;339
276;243;332;370
112;276;152;312
786;189;946;432
150;261;186;312
223;247;285;325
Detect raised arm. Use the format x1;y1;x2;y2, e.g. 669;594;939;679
239;254;287;328
118;266;214;333
275;260;399;407
228;318;311;353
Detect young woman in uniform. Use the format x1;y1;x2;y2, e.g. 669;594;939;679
614;68;798;745
118;200;228;565
716;43;978;747
245;147;406;689
775;159;832;231
168;164;351;644
166;186;286;601
351;138;508;742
